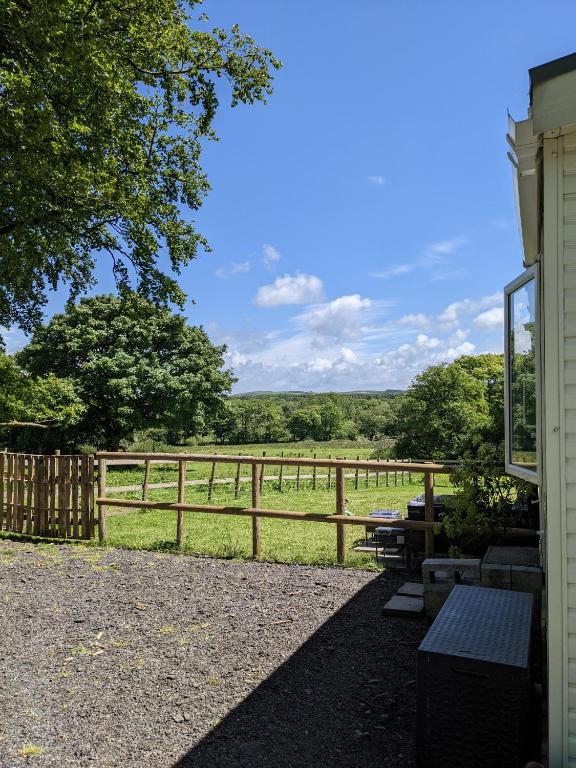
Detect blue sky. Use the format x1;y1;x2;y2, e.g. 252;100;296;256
7;1;576;391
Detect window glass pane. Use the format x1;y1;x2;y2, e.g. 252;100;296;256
509;277;537;470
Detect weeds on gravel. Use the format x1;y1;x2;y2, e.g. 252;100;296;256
18;744;44;757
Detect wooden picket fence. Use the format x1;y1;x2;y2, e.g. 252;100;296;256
0;453;95;539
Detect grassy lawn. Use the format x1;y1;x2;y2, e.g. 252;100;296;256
103;448;455;569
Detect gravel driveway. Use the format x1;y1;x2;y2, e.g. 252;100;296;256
0;540;427;768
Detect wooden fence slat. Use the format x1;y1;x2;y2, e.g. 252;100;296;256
17;454;26;533
252;463;262;559
0;451;4;530
86;455;95;538
71;457;79;539
62;456;71;538
57;455;64;538
42;456;50;535
14;454;26;533
48;455;57;536
5;454;11;531
97;457;106;541
25;455;34;535
33;457;41;535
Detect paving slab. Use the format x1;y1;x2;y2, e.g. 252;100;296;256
397;582;424;598
382;595;424;617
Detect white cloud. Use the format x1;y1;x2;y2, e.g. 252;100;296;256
227;328;478;393
474;306;504;330
296;294;372;342
262;243;281;269
368;175;386;185
254;273;324;307
372;263;414;279
426;237;467;255
438;292;502;327
397;313;430;329
214;260;251;279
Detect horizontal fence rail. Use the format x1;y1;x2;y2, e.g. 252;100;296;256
96;452;454;561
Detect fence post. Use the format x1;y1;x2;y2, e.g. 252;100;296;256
312;452;317;490
336;466;346;564
408;459;412;485
260;451;266;494
176;459;186;547
234;454;242;499
142;459;151;501
327;455;332;490
296;453;301;491
97;457;107;542
365;464;369;488
355;455;360;489
207;460;216;501
424;470;435;558
278;451;284;493
252;463;262;559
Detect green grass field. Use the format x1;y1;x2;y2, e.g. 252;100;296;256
102;442;454;570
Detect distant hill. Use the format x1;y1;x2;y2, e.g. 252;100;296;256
233;390;404;399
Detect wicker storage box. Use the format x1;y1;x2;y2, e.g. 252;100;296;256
416;585;533;768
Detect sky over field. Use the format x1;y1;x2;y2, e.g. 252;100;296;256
12;1;576;392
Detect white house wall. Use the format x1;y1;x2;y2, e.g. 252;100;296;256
542;124;576;766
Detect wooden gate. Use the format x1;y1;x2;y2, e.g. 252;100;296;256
0;453;95;539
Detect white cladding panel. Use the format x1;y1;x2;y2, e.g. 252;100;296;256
556;128;576;762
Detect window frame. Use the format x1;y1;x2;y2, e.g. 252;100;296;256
504;263;541;484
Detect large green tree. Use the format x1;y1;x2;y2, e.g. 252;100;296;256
0;1;280;331
394;359;494;460
17;294;234;450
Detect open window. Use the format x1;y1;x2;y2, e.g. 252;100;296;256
504;264;541;483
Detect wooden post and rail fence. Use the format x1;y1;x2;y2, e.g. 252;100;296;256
95;452;452;562
0;449;459;562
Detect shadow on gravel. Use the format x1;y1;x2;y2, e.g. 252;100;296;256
172;572;427;768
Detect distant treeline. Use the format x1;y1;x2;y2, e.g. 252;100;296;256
211;391;403;444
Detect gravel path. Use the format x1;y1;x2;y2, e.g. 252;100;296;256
0;540;427;768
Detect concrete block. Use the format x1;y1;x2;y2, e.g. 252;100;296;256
397;582;424;598
382;595;424;617
484;546;539;567
510;565;543;597
481;563;512;589
423;590;450;618
422;558;481;584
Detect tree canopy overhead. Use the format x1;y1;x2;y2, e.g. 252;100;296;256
17;293;235;450
0;1;281;331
